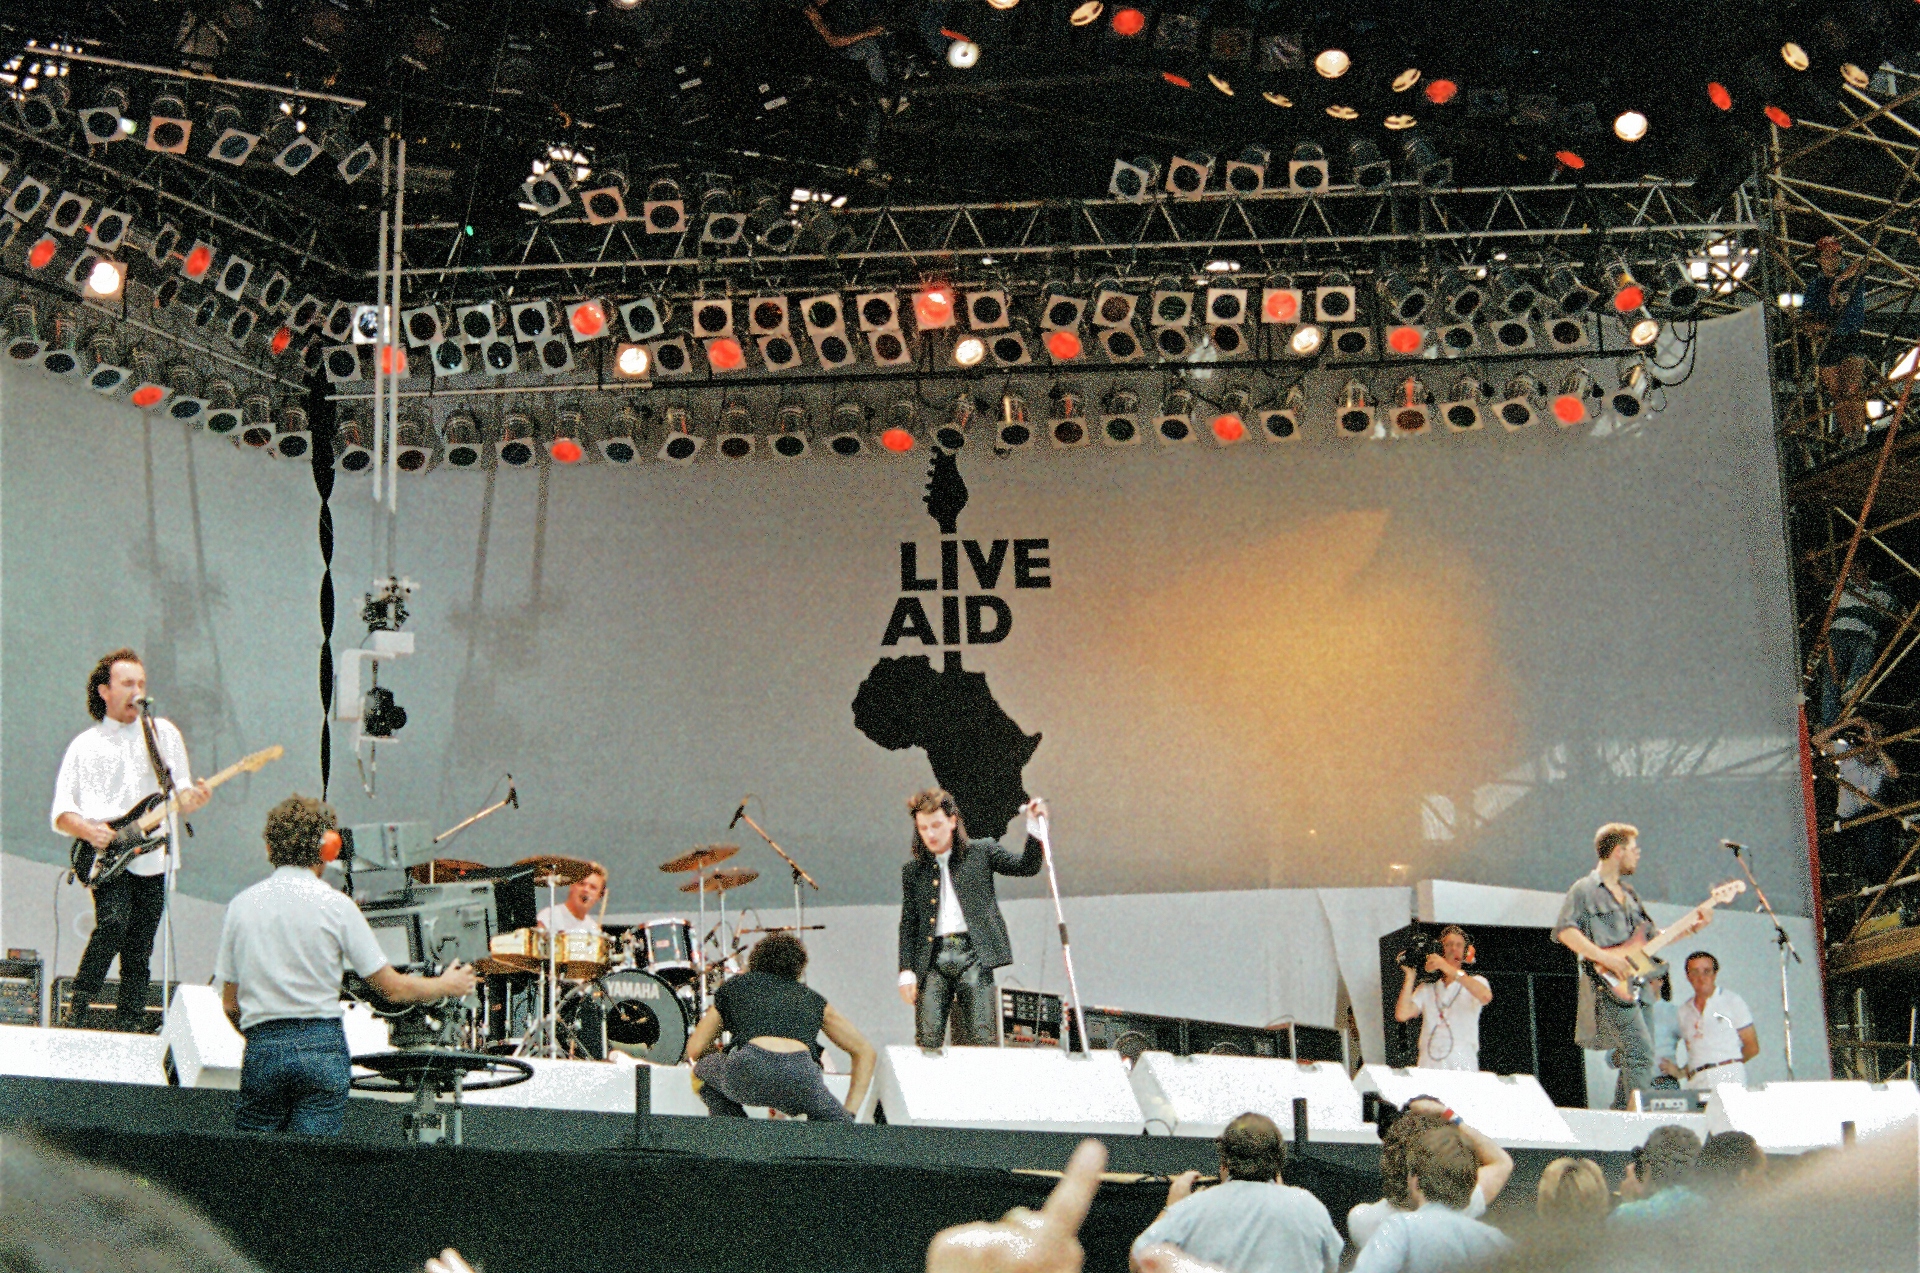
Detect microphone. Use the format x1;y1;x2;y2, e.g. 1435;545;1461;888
1721;839;1746;854
728;796;750;830
507;783;519;810
136;695;156;711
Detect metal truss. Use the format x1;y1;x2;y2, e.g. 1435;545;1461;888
394;177;1760;301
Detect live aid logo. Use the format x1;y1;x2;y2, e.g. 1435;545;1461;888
879;538;1051;648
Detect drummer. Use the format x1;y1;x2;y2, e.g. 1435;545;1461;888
536;864;605;934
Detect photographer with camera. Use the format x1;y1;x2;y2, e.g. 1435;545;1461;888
1393;926;1492;1071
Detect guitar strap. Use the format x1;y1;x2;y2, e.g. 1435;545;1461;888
136;710;186;840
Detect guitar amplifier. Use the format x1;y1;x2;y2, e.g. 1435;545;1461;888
1000;988;1067;1048
53;977;175;1031
0;955;44;1027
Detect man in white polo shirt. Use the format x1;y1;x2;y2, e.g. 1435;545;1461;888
216;795;476;1136
536;864;605;934
1670;950;1759;1090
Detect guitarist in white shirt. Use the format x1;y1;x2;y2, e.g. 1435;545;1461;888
49;649;209;1031
1553;822;1709;1110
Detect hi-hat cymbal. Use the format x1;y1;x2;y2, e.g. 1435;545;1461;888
680;867;759;894
408;858;488;884
661;843;739;873
513;854;598;886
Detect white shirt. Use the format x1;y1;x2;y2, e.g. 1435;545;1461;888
1678;988;1752;1069
1348;1186;1487;1253
538;904;601;934
934;851;968;936
1133;1180;1342;1273
1349;1201;1510;1273
214;866;391;1031
1409;976;1488;1071
49;716;193;876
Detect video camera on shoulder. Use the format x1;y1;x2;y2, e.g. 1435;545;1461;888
1396;925;1474;984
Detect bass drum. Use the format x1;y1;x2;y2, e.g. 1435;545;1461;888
597;969;692;1065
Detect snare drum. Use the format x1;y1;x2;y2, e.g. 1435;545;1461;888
642;918;696;985
555;930;610;965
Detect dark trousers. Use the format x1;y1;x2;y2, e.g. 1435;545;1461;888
70;870;166;1030
694;1043;853;1122
235;1018;352;1136
916;933;997;1048
1594;994;1656;1110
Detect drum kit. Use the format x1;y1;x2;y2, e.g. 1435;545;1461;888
448;844;780;1064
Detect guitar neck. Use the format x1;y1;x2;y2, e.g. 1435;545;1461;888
134;756;245;831
1640;905;1712;962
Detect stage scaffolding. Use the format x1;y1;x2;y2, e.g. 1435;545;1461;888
1765;70;1920;1077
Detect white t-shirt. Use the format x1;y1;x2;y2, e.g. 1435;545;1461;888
214;866;392;1031
49;716;193;876
1677;988;1752;1070
1348;1186;1487;1252
1409;976;1488;1071
538;904;601;934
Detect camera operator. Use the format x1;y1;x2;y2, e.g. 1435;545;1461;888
1393;926;1492;1071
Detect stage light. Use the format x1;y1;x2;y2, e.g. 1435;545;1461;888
25;235;57;272
989;329;1032;366
1348;139;1390;189
1289;324;1324;356
1496;374;1541;429
1781;42;1808;72
1545;314;1590;351
1327;105;1359;121
988;0;1018;9
1489;268;1537;318
1546;264;1596;314
1092;281;1138;328
1263;91;1294;107
498;411;538;467
205;103;260;166
214;254;253;301
650;336;694;376
1337;379;1375;435
225;304;258;345
1614;110;1648;142
1045;329;1084;361
522;164;574;216
870;327;914;366
1288;142;1329;192
948;39;980;69
181;240;216;283
620;296;669;341
1657;258;1701;312
1210;387;1251;445
535;333;574;374
83;258;125;299
1764;105;1791;128
512;300;553;342
1708;82;1732;110
324;344;364;384
954;335;987;367
440;411;486;468
1605;260;1644;311
1488;316;1533;352
1627;311;1661;346
1112;7;1145;35
270;326;294;356
234;391;272;450
84;335;128;394
1314;272;1356;322
608;342;649;379
933;393;977;451
1442;374;1484;430
126;350;168;409
37;316;80;377
1262;283;1303;323
1610;358;1649;417
1386;324;1425;354
643;177;687;235
15;78;69;133
1205;287;1247;326
1553;369;1595;424
403;305;445;348
1226;146;1271;194
1155;388;1195;444
599;405;646;465
1315;49;1350;78
87;209;131;254
1401;136;1452;190
268;405;310;459
482;334;518;376
289;293;324;331
568;299;610;341
1045;385;1088;448
1070;1;1103;25
48;192;92;236
1389;376;1431;435
199;379;240;434
79;84;131;145
431;339;469;376
265;117;320;175
915;286;956;329
1379;271;1429;323
1166;151;1216;197
1259;385;1305;441
714;403;757;460
1425;79;1458;105
1149;285;1193;329
335;418;373;472
828;400;871;456
5;175;49;222
1842;64;1869;90
1151;325;1191;358
965;289;1011;330
1099;387;1142;446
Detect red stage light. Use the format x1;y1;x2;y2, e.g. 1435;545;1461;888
1210;413;1246;443
379;345;408;375
880;427;916;453
130;385;164;408
1388;325;1423;353
1555;150;1586;170
707;337;745;370
1424;79;1458;105
183;245;213;278
1764;104;1793;128
1552;394;1586;424
1046;329;1083;360
550;437;584;464
27;237;56;270
1162;72;1191;88
569;300;607;338
1708;82;1733;110
1264;291;1299;322
270;326;293;355
1112;6;1145;34
1613;284;1645;312
914;286;954;327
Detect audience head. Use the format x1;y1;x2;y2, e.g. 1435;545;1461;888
1217;1112;1286;1183
1694;1131;1767;1193
1379;1109;1450;1206
1536;1157;1610;1224
747;931;809;981
1629;1125;1703;1196
1407;1125;1479;1210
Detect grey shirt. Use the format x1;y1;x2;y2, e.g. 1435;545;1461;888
1555;868;1653;1046
1133;1180;1342;1273
1349;1202;1511;1273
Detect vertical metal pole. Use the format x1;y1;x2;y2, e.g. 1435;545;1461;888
372;126;391;504
389;137;405;514
1033;813;1088;1055
1780;938;1795;1079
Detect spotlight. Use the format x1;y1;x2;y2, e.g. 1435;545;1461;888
323;344;363;384
1289;324;1324;356
522;164;574;216
224;304;258;345
1605;259;1645;311
1110;155;1163;201
1149;285;1193;328
1487;316;1533;352
1441;374;1484;430
934;394;977;451
15;78;70;133
1166;151;1215;197
1614;110;1648;142
5;176;49;221
856;291;902;333
567;299;610;342
620;296;669;341
498;411;539;467
1261;282;1304;324
914;286;956;329
258;270;291;314
1348;139;1391;189
1092;281;1138;328
1385;323;1426;355
948;39;981;69
79;84;131;145
201;380;241;434
642;177;687;235
1315;49;1350;78
333;139;378;185
126;350;168;409
1626;311;1661;347
1496;375;1542;429
1390;376;1431;435
1314;273;1356;322
1259;385;1305;440
1225;146;1271;194
1047;385;1089;448
511;300;554;342
48;192;92;236
1208;323;1248;356
1154;388;1195;444
1401;136;1453;190
37;316;80;377
443;411;488;468
482;333;518;375
759;329;802;370
750;196;801;252
715;403;757;459
145;87;193;154
649;336;694;376
335;419;374;472
1440;273;1485;321
85;336;129;394
1210;387;1252;444
1336;379;1375;435
83;258;125;299
267;118;321;175
1099;326;1143;361
656;407;703;463
965;289;1011;330
403;305;445;348
764;402;810;459
289;293;325;331
1379;271;1430;323
1552;369;1596;425
1099;387;1142;446
1610;358;1650;417
582;173;631;226
614;342;653;379
275;405;314;459
1288;142;1329;193
989;329;1032;366
204;103;261;166
816;400;866;457
1781;42;1808;72
1435;322;1478;355
1545;314;1591;351
1044;328;1084;362
1112;7;1146;35
953;335;987;367
1489;267;1537;317
1204;287;1248;325
431;339;469;376
1154;325;1193;359
537;333;575;374
1546;264;1596;314
1656;258;1701;312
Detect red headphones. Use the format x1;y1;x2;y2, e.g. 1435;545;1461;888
319;829;342;863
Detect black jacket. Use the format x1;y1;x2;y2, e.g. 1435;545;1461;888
898;835;1045;979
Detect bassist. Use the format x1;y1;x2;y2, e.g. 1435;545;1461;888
1553;822;1707;1110
50;649;209;1031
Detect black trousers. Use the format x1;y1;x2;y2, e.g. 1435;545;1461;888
916;933;998;1048
71;870;166;1030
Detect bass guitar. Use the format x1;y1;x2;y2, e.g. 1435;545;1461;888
1589;879;1747;1002
70;745;284;887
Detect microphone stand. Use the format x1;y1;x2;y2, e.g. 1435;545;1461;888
1727;841;1802;1078
138;700;180;1038
735;804;819;976
1031;808;1088;1056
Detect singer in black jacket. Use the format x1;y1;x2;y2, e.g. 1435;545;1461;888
896;788;1046;1047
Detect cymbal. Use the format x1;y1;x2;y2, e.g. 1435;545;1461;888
680;867;759;894
408;858;488;884
661;843;739;873
512;854;598;886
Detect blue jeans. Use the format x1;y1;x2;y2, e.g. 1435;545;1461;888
235;1018;352;1136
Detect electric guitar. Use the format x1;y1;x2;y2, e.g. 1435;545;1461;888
1589;880;1747;1002
69;745;284;887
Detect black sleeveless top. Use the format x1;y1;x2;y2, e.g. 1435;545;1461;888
714;971;827;1048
